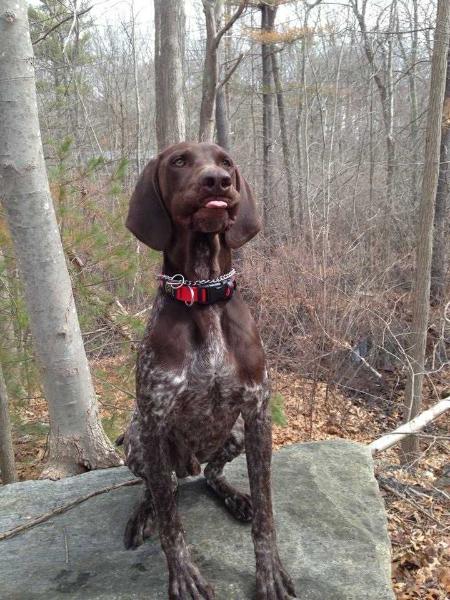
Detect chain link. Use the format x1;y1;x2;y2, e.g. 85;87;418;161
158;269;236;288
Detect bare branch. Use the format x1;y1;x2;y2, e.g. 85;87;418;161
214;0;248;49
0;479;142;542
32;5;93;46
218;52;245;89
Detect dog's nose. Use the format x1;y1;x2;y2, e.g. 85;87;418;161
200;169;231;194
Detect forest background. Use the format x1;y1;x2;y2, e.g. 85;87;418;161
0;1;449;598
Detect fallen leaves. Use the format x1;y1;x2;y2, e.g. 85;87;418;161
8;358;450;600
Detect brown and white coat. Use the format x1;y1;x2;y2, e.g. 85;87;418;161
122;142;296;600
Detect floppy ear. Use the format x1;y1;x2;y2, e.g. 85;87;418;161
225;167;261;249
126;157;172;251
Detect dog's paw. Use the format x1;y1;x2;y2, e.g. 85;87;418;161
224;492;253;522
123;504;156;550
168;559;215;599
255;554;297;600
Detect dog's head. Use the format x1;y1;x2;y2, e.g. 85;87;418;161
126;142;261;251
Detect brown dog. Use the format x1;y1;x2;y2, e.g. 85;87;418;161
122;142;296;599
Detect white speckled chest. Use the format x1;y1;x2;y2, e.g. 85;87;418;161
126;300;269;473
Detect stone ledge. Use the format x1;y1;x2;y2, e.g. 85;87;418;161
0;439;394;599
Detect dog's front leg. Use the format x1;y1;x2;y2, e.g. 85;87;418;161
243;395;297;600
141;422;215;600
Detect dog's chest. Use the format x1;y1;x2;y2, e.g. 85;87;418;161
130;302;269;471
142;321;248;419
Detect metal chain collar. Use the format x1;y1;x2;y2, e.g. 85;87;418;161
157;269;236;290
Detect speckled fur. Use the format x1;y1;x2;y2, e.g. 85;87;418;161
122;142;296;600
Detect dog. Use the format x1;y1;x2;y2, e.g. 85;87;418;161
121;142;296;599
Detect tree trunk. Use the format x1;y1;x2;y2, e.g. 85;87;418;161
199;0;218;143
199;0;247;144
0;0;122;479
216;0;231;151
261;3;277;241
154;0;186;151
0;362;17;484
216;85;230;150
401;0;450;461
385;3;396;202
430;46;450;305
271;49;295;237
351;0;396;204
408;0;420;207
130;1;142;173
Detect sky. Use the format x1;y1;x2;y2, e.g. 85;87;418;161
29;0;437;43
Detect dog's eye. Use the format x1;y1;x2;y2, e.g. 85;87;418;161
173;156;186;167
222;158;232;168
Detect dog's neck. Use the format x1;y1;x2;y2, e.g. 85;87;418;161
163;232;232;281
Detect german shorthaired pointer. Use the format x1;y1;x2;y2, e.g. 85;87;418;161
121;142;296;599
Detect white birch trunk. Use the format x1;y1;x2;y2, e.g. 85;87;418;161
370;398;450;454
0;0;121;479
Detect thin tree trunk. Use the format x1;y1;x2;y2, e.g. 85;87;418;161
0;361;17;484
131;1;142;173
215;0;230;151
0;0;122;479
199;0;218;143
154;0;186;151
216;0;232;151
216;85;230;150
430;46;450;305
294;4;323;233
351;0;396;203
199;0;247;144
409;0;419;206
398;16;420;206
261;3;277;241
401;0;450;460
271;49;295;236
385;3;396;202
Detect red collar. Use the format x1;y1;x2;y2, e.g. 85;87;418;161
158;270;237;306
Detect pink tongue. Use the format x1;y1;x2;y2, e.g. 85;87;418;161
205;200;227;209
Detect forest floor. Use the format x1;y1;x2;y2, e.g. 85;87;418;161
9;355;450;600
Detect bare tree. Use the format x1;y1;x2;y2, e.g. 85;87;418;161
154;0;186;151
401;0;450;460
130;1;142;173
430;45;450;305
198;0;247;143
272;47;295;236
350;0;397;201
215;0;245;151
397;0;420;206
0;0;121;479
261;1;277;240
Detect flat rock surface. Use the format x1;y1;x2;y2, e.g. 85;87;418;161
0;440;394;600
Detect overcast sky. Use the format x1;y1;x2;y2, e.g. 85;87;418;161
30;0;436;43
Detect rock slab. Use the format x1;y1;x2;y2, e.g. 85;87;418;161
0;440;394;600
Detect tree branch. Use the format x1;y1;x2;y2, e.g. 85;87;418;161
32;5;93;46
214;0;248;49
218;52;245;89
369;397;450;454
0;478;142;542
